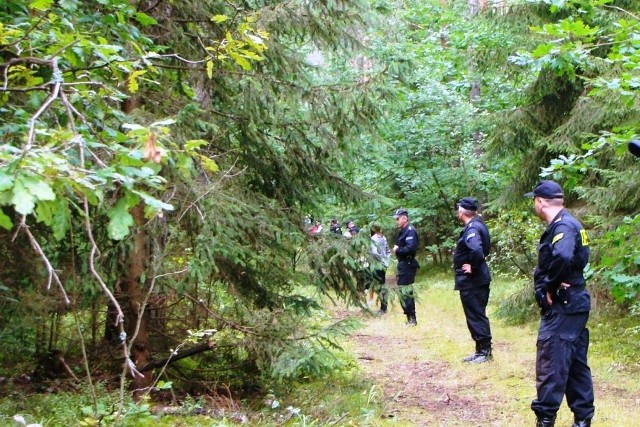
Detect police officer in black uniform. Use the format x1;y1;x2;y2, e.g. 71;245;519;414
392;208;420;325
526;180;595;427
453;197;493;363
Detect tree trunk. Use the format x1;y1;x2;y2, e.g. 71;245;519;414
121;203;153;397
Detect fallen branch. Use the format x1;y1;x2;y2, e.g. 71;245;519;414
140;340;217;373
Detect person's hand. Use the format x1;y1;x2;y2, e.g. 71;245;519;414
544;283;571;307
535;289;551;311
392;245;398;253
462;264;472;274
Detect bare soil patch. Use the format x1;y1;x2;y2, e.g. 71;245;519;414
342;284;640;426
352;327;495;426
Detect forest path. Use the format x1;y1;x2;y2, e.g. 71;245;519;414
345;278;640;426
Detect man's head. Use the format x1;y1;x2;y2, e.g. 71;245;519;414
524;180;565;221
524;180;564;199
393;208;409;228
349;222;359;234
629;139;640;157
456;197;478;221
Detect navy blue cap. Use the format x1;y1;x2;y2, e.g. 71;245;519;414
457;197;478;211
524;180;564;199
393;208;408;218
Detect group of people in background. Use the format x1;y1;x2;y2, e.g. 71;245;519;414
304;180;594;427
305;217;360;238
312;179;593;427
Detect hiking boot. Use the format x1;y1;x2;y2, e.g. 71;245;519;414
470;351;493;363
406;316;417;326
571;419;592;427
463;352;481;362
464;346;492;363
535;416;556;427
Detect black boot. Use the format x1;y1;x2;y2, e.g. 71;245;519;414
406;315;417;326
572;418;591;427
463;351;479;362
463;342;482;362
470;346;492;364
535;416;556;427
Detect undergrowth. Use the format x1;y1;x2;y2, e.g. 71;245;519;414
1;268;639;426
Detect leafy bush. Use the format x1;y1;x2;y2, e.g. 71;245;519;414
596;214;640;305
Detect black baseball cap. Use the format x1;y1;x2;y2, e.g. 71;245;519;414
524;180;564;199
457;197;478;211
393;208;408;218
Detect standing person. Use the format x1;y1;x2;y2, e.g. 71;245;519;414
370;224;391;314
329;219;342;235
392;208;419;325
453;197;493;363
525;180;595;427
347;220;360;235
343;220;354;238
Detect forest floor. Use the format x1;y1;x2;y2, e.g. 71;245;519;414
340;274;640;427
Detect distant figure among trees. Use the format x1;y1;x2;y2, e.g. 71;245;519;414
392;208;419;326
369;224;391;314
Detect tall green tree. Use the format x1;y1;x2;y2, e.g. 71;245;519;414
0;0;390;404
495;0;640;306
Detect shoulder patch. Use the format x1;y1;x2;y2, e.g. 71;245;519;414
580;229;589;246
465;232;476;241
552;232;564;244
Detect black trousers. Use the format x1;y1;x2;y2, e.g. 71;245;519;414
397;261;417;318
459;286;492;349
531;310;595;420
370;269;388;311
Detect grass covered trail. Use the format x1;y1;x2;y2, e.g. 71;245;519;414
343;273;640;426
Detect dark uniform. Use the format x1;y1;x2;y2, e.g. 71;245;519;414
329;220;342;235
395;219;419;324
531;208;594;426
453;214;492;360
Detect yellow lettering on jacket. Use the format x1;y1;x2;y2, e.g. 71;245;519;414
580;229;589;246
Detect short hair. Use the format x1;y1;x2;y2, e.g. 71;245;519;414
458;206;477;217
544;197;564;207
370;224;382;235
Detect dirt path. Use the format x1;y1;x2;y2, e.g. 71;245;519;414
345;280;640;426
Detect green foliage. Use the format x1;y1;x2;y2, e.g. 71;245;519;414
2;0;640;416
501;0;640;311
596;214;640;303
486;208;543;278
0;0;394;406
0;382;151;426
